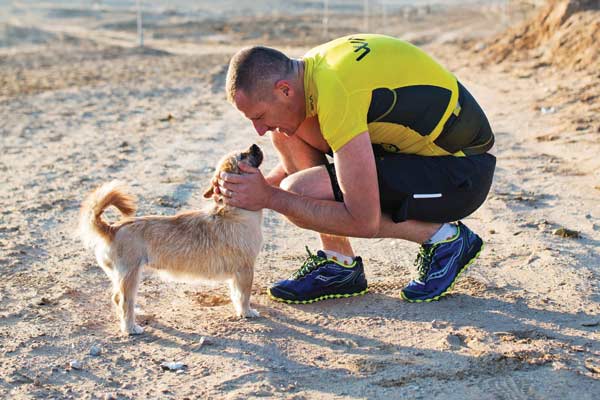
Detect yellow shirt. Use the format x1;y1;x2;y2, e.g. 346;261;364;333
303;34;461;156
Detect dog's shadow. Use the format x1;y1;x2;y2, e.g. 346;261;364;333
128;293;404;392
103;285;600;397
127;290;402;355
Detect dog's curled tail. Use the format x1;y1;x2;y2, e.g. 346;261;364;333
79;180;137;249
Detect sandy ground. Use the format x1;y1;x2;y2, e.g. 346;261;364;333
1;1;599;399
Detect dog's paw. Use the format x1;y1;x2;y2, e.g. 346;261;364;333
131;324;145;335
122;324;144;335
241;308;260;318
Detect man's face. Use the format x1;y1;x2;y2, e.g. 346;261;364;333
234;87;303;137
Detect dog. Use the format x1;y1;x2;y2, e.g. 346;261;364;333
78;144;264;335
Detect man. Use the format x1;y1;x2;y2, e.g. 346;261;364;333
215;34;495;304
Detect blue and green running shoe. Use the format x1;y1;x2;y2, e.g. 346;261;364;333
268;247;368;304
401;222;483;303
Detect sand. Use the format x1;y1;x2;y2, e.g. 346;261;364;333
1;1;599;399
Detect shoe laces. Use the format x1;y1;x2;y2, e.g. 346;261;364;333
292;246;328;280
414;243;435;282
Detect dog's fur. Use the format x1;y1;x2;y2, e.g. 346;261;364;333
79;144;264;334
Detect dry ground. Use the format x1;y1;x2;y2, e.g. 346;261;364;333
1;2;599;399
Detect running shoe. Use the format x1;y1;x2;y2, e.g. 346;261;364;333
268;247;368;304
401;222;483;302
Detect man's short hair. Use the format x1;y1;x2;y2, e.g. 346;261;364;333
226;46;292;104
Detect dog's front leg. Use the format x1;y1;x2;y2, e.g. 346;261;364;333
229;268;259;318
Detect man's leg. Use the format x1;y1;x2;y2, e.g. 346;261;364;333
269;164;449;304
279;165;441;244
267;119;369;303
275;152;494;303
270;117;354;257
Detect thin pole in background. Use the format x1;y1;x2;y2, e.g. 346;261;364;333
136;0;143;47
382;0;387;35
504;0;511;27
363;0;369;32
323;0;329;38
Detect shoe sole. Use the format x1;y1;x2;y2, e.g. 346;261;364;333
400;242;484;303
267;287;369;304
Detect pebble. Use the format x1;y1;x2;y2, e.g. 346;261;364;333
431;319;447;329
585;358;600;374
192;336;207;351
473;42;486;52
160;361;186;371
89;345;102;356
159;113;175;122
444;333;464;348
69;360;83;370
331;338;358;348
33;297;51;306
581;320;599;327
540;106;556;114
553;227;580;239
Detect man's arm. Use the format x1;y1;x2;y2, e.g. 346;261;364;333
219;131;381;238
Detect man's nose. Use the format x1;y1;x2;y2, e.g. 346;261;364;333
252;121;269;136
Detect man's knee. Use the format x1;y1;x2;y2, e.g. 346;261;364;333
280;174;301;194
271;130;327;174
270;132;300;175
280;167;334;200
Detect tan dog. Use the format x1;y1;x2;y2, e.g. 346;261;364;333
79;144;264;335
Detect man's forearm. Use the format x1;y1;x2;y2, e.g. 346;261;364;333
267;186;379;238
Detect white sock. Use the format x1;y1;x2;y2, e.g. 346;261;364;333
323;249;354;265
426;223;458;244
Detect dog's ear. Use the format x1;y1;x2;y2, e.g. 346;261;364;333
203;186;214;198
203;185;214;198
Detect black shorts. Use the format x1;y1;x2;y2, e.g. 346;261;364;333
326;146;496;223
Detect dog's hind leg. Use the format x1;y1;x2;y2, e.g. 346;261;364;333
113;262;144;335
93;246;127;327
229;267;259;318
95;245;115;278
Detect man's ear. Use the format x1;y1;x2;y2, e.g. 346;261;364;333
275;80;292;97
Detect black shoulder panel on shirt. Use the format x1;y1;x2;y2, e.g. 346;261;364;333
367;85;452;136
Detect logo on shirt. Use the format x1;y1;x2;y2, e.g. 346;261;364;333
348;37;371;61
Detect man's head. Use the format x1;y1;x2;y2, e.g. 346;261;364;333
226;46;306;137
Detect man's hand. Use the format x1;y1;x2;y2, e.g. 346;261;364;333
216;162;273;211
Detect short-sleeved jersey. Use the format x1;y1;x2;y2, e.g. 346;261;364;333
303;34;465;156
